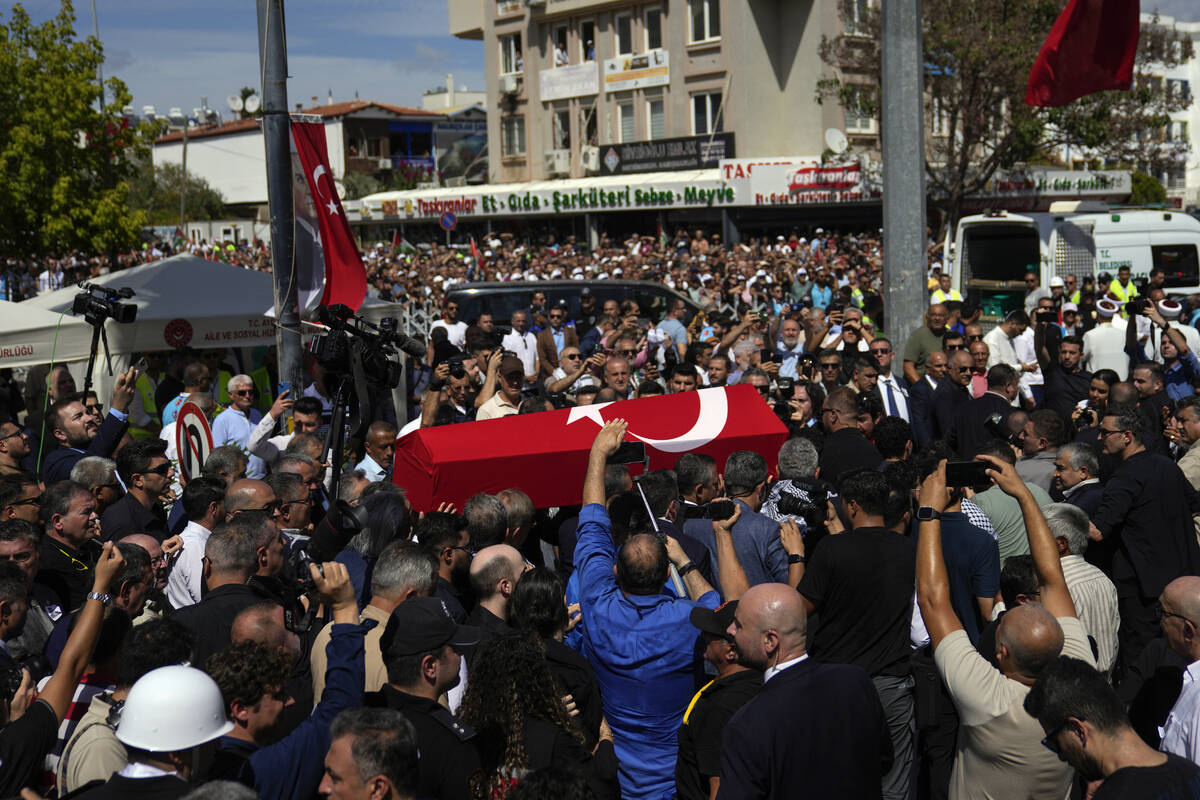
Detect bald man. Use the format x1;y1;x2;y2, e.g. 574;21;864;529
1157;576;1200;762
355;421;396;483
718;584;890;799
466;544;524;660
915;456;1094;800
225;479;283;530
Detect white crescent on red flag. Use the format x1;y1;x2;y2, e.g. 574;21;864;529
392;385;788;511
291;121;367;312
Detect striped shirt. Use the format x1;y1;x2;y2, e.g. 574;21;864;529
1059;554;1120;674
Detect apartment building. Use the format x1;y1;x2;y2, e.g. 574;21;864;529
450;0;850;183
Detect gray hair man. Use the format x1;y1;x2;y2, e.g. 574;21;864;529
210;374;266;478
312;540;437;696
1042;503;1119;675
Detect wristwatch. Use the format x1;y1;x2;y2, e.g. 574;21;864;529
87;591;112;607
677;561;699;578
915;506;942;522
787;553;806;565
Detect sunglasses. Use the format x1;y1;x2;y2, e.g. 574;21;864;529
1097;427;1127;438
143;463;172;476
10;496;41;508
946;343;965;350
1041;720;1068;755
562;353;581;360
233;389;256;397
953;366;972;373
871;348;891;355
85;404;104;415
967;334;984;341
0;429;24;442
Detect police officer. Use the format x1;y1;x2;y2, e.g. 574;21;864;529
367;597;485;800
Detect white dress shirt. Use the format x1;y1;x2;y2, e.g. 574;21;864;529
355;453;389;482
764;653;810;683
165;520;213;609
211;406;266;478
501;329;538;377
1161;658;1200;762
876;373;910;421
983;327;1023;371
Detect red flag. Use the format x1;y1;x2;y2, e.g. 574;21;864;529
1024;0;1139;107
393;385;788;511
392;231;401;249
470;236;481;264
291;121;367;311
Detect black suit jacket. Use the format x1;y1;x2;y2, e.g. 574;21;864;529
41;411;128;484
718;658;891;800
930;381;971;443
950;392;1013;459
907;376;939;445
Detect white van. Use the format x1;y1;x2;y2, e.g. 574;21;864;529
948;202;1200;319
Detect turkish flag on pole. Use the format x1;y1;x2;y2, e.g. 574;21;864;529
392;385;788;511
1024;0;1140;107
291;121;368;312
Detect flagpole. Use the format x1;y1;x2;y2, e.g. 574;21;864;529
257;0;303;407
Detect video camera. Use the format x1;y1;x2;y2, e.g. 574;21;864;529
72;282;137;326
308;304;425;390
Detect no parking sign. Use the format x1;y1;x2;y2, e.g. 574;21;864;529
175;402;214;483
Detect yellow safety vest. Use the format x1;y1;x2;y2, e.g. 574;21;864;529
129;373;160;438
931;288;962;304
250;366;274;412
1108;280;1138;317
1068;290;1081;305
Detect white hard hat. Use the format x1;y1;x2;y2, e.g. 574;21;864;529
117;666;233;752
1048;276;1065;288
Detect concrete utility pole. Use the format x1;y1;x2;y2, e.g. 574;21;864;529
257;0;303;403
881;0;927;357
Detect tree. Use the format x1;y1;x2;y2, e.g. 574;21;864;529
127;159;226;225
1129;171;1167;205
818;1;1194;232
0;3;157;257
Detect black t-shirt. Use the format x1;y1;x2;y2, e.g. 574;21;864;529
675;670;762;800
1094;753;1200;799
798;526;916;677
1042;361;1091;425
0;699;59;796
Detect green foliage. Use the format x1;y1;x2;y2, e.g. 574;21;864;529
818;1;1194;230
1129;171;1167;205
127;160;226;225
0;2;156;256
340;171;384;200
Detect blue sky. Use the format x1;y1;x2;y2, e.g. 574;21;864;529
14;0;486;116
8;0;1197;120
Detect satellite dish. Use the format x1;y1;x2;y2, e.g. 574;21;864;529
227;94;244;112
244;94;261;113
825;128;849;155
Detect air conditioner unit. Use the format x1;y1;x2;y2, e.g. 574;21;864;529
581;145;599;172
500;74;521;95
545;149;570;176
377;158;392;170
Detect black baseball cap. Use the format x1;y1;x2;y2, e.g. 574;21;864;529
379;597;480;659
689;600;738;637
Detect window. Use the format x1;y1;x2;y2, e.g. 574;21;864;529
930;96;950;138
645;8;663;50
692;91;723;135
496;0;520;14
553;25;569;67
845;0;870;34
1170;120;1189;142
617;97;636;142
844;85;875;133
647;92;665;139
500;33;522;75
580;20;595;61
553;106;571;150
501;115;526;156
1152;244;1199;287
689;0;720;43
615;13;633;55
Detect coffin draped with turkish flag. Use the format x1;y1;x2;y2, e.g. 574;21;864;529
392;385;788;511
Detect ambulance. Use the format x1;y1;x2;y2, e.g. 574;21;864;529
948;201;1200;319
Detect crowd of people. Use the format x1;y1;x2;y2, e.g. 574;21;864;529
2;222;1200;800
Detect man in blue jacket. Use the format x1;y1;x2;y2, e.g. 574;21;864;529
205;560;364;800
41;366;136;484
577;419;749;800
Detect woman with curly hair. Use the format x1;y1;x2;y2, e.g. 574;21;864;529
508;567;602;746
457;631;617;800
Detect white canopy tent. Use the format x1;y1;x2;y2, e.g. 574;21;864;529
0;254;406;392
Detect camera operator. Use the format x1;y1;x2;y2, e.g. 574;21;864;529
41;365;138;484
546;346;605;399
0;542;124;796
421;358;478;427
